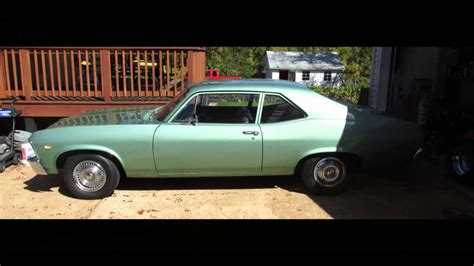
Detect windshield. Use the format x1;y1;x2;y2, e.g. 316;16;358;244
154;88;190;121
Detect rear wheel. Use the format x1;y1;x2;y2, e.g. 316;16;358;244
63;154;121;199
301;156;349;195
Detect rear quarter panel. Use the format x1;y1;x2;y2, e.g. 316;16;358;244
260;118;346;175
265;89;423;172
339;110;424;169
260;90;349;175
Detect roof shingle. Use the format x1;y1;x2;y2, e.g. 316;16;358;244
266;51;345;71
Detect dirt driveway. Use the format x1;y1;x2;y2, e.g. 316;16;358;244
1;160;474;219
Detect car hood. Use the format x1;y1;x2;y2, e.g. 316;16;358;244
48;106;161;128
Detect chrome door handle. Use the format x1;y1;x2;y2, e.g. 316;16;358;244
243;131;259;136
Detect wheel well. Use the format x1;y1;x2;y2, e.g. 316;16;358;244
294;152;361;176
56;150;127;178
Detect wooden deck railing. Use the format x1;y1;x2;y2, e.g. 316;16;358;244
0;47;206;102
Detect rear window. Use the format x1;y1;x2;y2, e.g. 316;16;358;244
260;95;305;123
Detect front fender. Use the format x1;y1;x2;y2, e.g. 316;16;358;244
38;145;125;175
54;145;125;168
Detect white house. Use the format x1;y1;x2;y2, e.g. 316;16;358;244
264;51;345;87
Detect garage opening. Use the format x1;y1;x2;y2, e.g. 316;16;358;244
369;47;474;183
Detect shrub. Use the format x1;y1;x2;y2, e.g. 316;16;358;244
308;84;366;104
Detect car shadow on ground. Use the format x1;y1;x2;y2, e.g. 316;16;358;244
23;173;302;198
22;159;474;219
23;174;73;197
115;160;474;219
302;161;474;219
116;175;300;191
24;174;60;192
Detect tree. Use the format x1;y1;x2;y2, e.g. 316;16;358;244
205;47;372;86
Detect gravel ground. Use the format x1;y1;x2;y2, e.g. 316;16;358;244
1;160;474;219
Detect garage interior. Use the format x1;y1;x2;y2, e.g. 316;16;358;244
369;47;474;174
371;48;471;116
370;47;474;127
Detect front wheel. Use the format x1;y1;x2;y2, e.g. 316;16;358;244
301;156;349;195
63;154;121;199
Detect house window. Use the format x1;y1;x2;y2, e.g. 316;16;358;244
324;72;332;81
302;71;310;81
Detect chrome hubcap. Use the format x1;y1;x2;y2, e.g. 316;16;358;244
314;157;346;187
73;160;107;192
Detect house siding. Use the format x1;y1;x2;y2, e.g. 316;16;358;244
304;71;342;87
266;70;279;80
295;71;303;82
264;51;345;87
267;69;342;87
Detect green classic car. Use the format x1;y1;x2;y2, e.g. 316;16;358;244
28;80;423;199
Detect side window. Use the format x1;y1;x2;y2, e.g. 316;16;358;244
174;93;260;124
260;95;305;123
173;96;198;122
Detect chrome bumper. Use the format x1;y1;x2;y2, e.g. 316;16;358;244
28;157;48;175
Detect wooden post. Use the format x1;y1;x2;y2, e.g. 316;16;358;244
195;50;206;83
187;50;194;84
19;49;33;101
0;50;6;98
187;49;206;85
100;50;112;102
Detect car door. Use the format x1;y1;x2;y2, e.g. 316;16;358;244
153;92;263;176
258;93;309;175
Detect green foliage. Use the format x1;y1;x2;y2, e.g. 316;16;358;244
206;47;372;104
309;84;365;104
206;47;372;86
205;47;257;78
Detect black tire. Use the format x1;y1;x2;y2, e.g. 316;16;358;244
63;154;121;199
301;155;350;195
447;142;474;186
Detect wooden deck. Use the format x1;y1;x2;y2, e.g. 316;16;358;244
0;47;206;117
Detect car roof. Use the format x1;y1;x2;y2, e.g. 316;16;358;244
188;79;313;94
